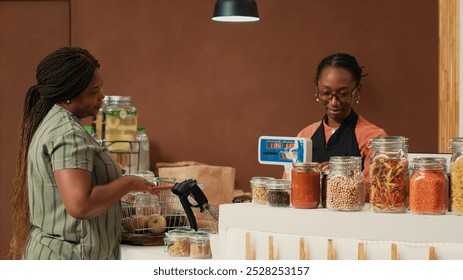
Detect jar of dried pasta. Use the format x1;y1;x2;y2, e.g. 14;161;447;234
450;137;463;215
250;177;274;205
291;162;320;209
189;232;211;259
369;136;409;213
326;156;365;211
164;229;190;257
409;157;448;215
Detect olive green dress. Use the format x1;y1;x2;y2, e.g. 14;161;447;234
24;105;123;259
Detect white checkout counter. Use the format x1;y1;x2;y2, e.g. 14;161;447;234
121;244;166;260
215;203;463;260
121;203;463;260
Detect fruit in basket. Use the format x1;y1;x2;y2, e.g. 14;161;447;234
122;215;148;233
147;214;167;234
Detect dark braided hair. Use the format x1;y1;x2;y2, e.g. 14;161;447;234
9;47;100;259
314;52;366;87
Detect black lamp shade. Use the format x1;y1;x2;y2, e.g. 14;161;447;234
212;0;260;22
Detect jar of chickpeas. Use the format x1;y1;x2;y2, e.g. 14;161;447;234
326;156;365;211
450;137;463;215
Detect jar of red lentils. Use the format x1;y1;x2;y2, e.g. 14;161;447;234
291;162;320;209
450;137;463;215
369;136;409;213
409;157;448;215
326;156;365;211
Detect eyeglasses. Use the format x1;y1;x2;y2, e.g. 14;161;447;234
316;87;358;103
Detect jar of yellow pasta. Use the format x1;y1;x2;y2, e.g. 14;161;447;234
450;137;463;215
164;229;191;257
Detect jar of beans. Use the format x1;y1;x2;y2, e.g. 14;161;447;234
291;162;320;209
250;177;274;205
326;156;365;211
266;179;291;207
369;136;409;213
450;137;463;215
409;157;448;215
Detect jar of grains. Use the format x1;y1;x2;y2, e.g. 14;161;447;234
326;156;365;211
409;157;448;215
450;137;463;215
369;136;409;213
250;177;274;205
291;162;320;209
189;232;211;259
266;179;291;207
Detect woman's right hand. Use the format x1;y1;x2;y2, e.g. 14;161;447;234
319;161;330;171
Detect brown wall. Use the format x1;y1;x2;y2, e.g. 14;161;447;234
0;0;438;259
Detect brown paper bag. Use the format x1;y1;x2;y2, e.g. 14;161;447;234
156;162;235;231
156;161;236;205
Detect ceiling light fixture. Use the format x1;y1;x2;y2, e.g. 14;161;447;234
212;0;260;23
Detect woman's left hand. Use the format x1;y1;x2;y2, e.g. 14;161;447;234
122;175;159;196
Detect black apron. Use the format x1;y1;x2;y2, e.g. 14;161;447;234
311;109;362;167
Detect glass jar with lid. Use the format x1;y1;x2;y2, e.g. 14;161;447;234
369;136;409;213
134;192;160;217
326;156;365;211
291;162;320;209
449;137;463;215
320;169;329;208
409;157;448;215
164;229;191;257
266;179;291;207
350;156;366;204
104;96;138;173
250;177;274;205
189;232;211;259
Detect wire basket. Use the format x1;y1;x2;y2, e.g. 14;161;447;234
121;177;189;245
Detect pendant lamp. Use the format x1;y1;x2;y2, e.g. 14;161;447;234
212;0;260;22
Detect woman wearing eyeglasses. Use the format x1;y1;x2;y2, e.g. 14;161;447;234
297;52;387;197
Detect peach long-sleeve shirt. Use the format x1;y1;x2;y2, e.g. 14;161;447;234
297;115;387;185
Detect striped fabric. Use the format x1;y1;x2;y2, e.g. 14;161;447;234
24;105;123;259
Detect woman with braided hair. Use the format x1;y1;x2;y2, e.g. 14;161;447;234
295;53;387;199
10;47;157;259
